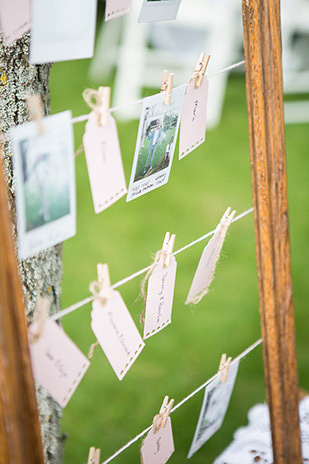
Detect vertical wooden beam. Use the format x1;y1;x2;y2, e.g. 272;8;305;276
242;0;302;462
0;154;44;463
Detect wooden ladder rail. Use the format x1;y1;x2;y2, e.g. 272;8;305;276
242;0;303;462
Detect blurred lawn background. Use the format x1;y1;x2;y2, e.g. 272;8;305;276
49;17;309;464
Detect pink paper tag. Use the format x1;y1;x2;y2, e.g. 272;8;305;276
0;0;30;46
105;0;132;21
143;256;177;339
179;77;209;160
141;417;175;464
186;209;235;304
28;320;90;408
91;290;145;380
83;111;127;214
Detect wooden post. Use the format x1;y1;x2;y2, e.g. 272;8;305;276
242;0;302;462
0;154;44;463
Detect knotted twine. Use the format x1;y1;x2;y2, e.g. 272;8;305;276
87;278;113;359
139;249;166;325
188;209;236;305
28;296;50;344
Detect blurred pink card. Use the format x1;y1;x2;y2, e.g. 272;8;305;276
91;290;145;380
186;208;235;304
0;0;30;45
105;0;132;21
179;77;209;159
83;111;127;214
141;417;175;464
143;256;177;339
28;320;90;407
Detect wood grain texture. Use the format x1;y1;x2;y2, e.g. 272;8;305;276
0;153;44;463
242;0;302;462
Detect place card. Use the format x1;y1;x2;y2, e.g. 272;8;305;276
91;290;145;380
0;0;30;46
141;417;175;464
28;320;90;407
179;77;209;159
105;0;132;21
143;256;177;339
83;111;127;214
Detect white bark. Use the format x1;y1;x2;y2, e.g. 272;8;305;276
0;34;63;463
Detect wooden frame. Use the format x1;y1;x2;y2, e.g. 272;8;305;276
0;0;303;462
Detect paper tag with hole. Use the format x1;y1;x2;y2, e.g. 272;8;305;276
83;111;127;214
179;77;209;160
105;0;132;21
91;290;145;380
143;256;177;340
141;417;175;464
186;208;235;304
28;320;90;407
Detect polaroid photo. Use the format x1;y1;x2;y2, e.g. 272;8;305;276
11;110;76;260
188;360;240;459
105;0;132;21
0;0;30;46
30;0;97;63
138;0;182;23
127;84;186;202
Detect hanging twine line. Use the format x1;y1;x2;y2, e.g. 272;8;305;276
100;337;263;464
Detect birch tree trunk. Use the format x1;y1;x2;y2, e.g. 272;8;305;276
0;34;63;464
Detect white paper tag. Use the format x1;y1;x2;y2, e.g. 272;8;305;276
83;111;127;214
179;78;209;159
186;209;235;304
30;0;97;64
0;0;30;46
28;320;90;408
188;360;239;459
143;256;177;340
138;0;182;23
91;290;145;380
105;0;132;21
141;417;175;464
11;111;76;260
127;84;186;202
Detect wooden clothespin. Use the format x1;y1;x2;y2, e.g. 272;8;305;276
97;86;111;126
218;353;232;383
87;447;101;464
26;94;45;135
162;232;176;268
28;297;50;344
153;395;174;434
160;70;174;106
89;263;112;304
190;52;211;89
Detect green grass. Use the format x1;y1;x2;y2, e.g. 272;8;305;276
49;58;309;464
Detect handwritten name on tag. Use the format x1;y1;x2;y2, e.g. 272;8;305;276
186;209;235;305
83;111;127;214
105;0;132;21
91;291;145;380
143;256;177;339
179;77;209;159
28;320;90;408
141;417;175;464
